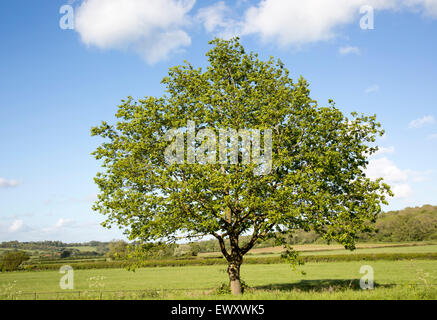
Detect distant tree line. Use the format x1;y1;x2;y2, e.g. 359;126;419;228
359;205;437;242
0;240;109;250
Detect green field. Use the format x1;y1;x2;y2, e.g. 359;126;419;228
245;244;437;258
2;242;437;300
1;260;437;300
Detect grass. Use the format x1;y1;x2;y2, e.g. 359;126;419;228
1;260;437;300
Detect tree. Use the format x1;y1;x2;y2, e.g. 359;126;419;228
60;249;72;259
0;251;30;272
92;38;391;295
174;244;196;257
107;240;129;260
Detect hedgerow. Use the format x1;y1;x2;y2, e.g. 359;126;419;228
16;252;437;272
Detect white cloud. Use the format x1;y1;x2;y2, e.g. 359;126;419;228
197;1;229;33
365;84;380;94
239;0;437;46
242;0;361;46
367;157;408;183
74;0;195;64
72;0;437;61
8;220;24;233
0;178;20;188
44;193;99;206
366;157;411;199
339;46;361;55
196;1;242;38
366;158;434;199
428;133;437;140
374;146;395;155
404;0;437;17
41;218;76;233
405;169;434;182
55;218;76;229
409;115;435;128
391;184;413;199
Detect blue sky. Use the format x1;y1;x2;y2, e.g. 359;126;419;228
1;0;437;242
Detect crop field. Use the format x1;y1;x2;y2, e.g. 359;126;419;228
1;259;437;300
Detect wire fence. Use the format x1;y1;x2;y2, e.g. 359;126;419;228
2;283;437;300
2;287;216;300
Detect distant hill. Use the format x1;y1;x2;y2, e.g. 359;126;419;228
367;204;437;242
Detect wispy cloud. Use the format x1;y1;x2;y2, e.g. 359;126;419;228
409;115;435;128
0;218;123;242
197;4;222;33
0;178;20;188
44;193;98;206
8;220;24;233
339;46;360;55
428;133;437;140
405;169;435;183
55;218;76;229
374;146;395;156
42;218;77;233
365;84;379;94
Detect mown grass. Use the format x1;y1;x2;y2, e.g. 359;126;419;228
1;260;436;300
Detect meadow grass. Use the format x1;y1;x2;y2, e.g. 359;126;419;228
1;260;436;300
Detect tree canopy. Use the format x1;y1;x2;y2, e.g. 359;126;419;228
91;38;391;294
0;251;30;272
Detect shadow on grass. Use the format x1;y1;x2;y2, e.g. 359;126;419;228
253;279;394;292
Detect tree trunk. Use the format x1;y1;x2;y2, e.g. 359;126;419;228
228;261;242;295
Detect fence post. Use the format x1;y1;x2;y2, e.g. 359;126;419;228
34;292;37;300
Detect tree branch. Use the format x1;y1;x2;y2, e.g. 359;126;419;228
212;232;231;261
